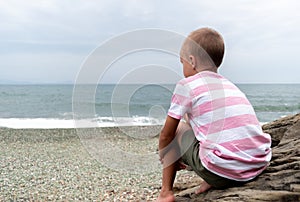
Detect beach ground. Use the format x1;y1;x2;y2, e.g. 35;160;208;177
0;126;200;201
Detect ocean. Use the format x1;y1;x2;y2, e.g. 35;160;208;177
0;84;299;128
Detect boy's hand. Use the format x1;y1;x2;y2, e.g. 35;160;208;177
159;157;187;170
159;156;163;164
159;149;165;164
178;161;187;170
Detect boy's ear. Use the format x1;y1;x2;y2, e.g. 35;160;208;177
189;55;197;69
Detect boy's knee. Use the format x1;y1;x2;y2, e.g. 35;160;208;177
177;121;192;135
176;121;193;144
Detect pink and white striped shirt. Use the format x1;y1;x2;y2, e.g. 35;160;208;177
168;71;272;181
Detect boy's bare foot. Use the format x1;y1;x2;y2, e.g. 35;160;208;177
195;180;212;194
156;190;175;202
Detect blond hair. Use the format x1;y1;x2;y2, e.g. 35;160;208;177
181;28;225;68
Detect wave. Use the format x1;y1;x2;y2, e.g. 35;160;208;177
0;116;165;129
1;92;29;97
254;103;300;112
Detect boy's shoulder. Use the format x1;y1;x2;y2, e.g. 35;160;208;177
178;71;225;86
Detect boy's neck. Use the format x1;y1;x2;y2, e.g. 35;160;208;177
197;67;218;73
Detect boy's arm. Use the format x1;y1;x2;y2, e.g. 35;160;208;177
159;115;180;161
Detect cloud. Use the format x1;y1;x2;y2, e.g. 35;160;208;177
0;52;84;83
0;0;299;83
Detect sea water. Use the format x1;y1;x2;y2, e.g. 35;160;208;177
0;84;299;128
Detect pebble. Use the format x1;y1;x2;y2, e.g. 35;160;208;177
0;127;193;201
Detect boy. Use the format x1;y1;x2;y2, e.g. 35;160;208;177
157;28;272;202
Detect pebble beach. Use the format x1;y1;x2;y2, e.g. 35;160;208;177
0;126;200;201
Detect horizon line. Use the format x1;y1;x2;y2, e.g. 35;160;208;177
0;82;300;85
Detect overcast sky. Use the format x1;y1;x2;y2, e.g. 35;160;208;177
0;0;299;84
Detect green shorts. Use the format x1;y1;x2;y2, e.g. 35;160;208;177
180;129;245;188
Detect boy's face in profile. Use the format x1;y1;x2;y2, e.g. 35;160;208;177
180;44;198;78
180;56;195;78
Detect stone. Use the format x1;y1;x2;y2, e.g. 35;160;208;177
174;113;300;202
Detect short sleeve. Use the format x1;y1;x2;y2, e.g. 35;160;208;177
168;81;191;120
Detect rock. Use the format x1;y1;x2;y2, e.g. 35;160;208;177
263;113;300;147
174;113;300;202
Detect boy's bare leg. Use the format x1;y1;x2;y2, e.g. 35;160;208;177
176;121;213;194
157;121;191;202
157;154;178;202
195;180;212;194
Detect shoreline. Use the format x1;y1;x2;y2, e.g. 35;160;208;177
0;117;166;129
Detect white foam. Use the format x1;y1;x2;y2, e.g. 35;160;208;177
0;116;165;129
0;118;76;129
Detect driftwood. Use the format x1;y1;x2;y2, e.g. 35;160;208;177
175;113;300;202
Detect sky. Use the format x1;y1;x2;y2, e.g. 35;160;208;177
0;0;300;84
